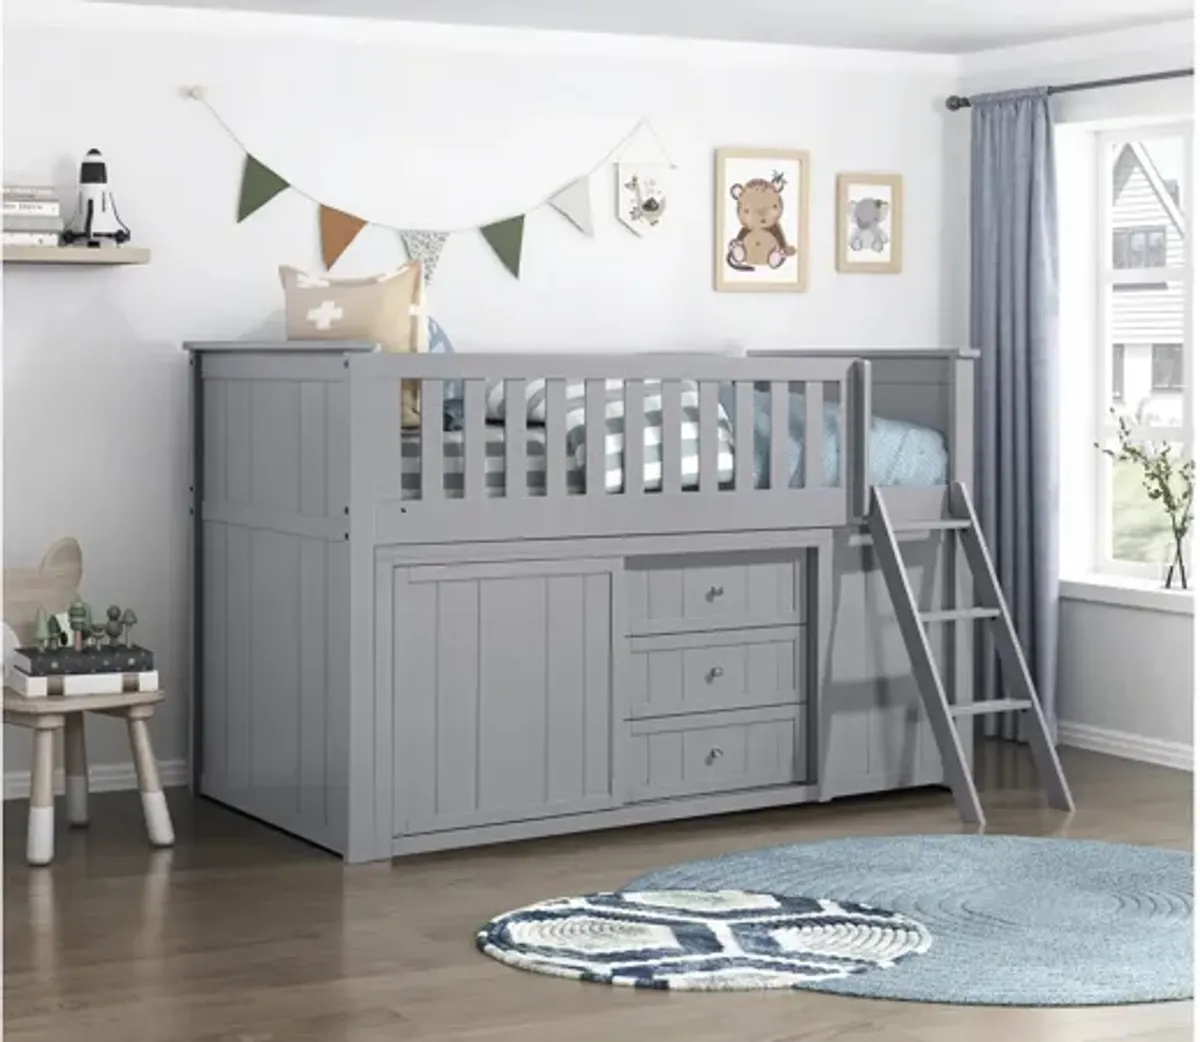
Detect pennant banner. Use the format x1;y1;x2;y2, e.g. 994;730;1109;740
188;89;675;280
480;215;525;280
400;230;449;284
237;154;289;222
320;205;367;269
548;177;594;236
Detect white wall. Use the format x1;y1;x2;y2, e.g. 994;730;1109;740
2;0;962;786
957;20;1195;771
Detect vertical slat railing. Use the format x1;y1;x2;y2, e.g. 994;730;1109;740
734;381;754;492
586;379;607;497
463;379;485;500
420;378;444;501
624;379;645;497
804;380;825;489
505;378;526;499
661;379;683;493
770;380;790;491
698;381;719;493
837;375;850;491
545;378;567;498
851;359;873;518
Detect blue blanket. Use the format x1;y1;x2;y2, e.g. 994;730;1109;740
744;389;948;488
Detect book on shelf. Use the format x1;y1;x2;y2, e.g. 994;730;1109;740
6;668;160;698
3;214;64;232
2;200;61;218
3;232;60;247
3;184;57;201
9;644;155;677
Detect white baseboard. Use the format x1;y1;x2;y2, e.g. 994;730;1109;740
4;759;188;801
1058;721;1194;773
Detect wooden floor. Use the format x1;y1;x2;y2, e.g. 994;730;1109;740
3;743;1193;1042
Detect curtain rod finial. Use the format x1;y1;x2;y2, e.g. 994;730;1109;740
945;94;970;111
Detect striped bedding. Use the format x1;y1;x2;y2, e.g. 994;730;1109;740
401;380;734;499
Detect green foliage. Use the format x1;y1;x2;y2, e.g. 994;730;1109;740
1099;413;1195;589
33;608;49;647
68;598;87;631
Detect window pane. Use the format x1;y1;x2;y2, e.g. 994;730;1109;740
1106;281;1185;425
1107;440;1185;566
1109;136;1186;269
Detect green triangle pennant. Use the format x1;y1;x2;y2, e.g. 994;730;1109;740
237;154;289;223
480;214;525;279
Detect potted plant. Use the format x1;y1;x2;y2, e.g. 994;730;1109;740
1098;413;1195;590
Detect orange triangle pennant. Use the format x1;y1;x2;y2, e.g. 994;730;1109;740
319;205;367;269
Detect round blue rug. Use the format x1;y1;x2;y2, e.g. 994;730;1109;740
625;835;1192;1006
477;890;932;990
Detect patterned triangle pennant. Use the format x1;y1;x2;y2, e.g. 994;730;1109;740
237;154;289;222
548;176;594;236
319;205;367;269
480;215;525;279
399;230;449;284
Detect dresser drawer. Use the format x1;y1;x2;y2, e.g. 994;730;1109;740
625;552;804;635
628;708;805;802
628;628;803;719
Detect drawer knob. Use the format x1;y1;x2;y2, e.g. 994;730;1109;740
706;584;725;601
705;747;725;765
705;665;725;683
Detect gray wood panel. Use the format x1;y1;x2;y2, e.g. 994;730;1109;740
392;560;618;836
626;553;804;634
251;381;302;513
628;707;803;801
819;531;949;797
628;627;803;719
299;382;328;518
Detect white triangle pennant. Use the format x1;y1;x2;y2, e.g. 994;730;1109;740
399;230;449;284
548;176;594;236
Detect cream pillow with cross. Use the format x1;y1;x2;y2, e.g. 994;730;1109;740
280;261;428;427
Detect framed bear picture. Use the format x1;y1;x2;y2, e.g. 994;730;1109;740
836;172;903;274
714;148;809;293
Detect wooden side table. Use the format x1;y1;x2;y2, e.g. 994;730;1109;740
3;688;175;866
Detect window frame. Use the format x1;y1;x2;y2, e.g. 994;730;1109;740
1151;343;1185;392
1094;122;1193;580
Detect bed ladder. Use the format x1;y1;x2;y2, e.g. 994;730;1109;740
865;481;1074;826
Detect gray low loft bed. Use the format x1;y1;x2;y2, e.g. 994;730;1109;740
185;342;978;864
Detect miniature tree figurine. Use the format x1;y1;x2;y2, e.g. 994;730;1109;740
121;608;138;647
82;602;94;634
68;598;88;651
33;608;50;651
105;605;123;646
47;615;63;648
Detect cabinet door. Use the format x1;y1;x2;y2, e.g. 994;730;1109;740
820;532;954;799
390;559;617;836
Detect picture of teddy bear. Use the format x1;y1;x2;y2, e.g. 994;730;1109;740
725;172;798;271
848;197;891;253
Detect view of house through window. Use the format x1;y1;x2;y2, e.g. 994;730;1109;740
1100;128;1191;573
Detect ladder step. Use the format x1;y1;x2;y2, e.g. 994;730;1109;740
950;698;1034;718
919;607;1002;624
890;519;972;533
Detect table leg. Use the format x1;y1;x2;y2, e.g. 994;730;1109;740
64;714;89;826
28;720;60;866
126;711;174;847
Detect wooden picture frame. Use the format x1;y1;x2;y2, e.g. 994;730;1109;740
836;172;903;274
714;148;809;293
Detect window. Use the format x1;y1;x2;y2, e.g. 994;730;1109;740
1152;344;1184;391
1112;225;1168;268
1094;127;1192;578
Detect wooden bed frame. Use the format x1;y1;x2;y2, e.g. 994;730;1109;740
185;342;977;864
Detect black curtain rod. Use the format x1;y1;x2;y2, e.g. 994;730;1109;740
945;67;1194;111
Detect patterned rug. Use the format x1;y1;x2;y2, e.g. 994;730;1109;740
476;890;932;990
626;835;1193;1005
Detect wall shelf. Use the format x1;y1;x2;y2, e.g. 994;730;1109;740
2;245;150;266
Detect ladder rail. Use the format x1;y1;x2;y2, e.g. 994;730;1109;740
949;484;1075;812
866;489;985;824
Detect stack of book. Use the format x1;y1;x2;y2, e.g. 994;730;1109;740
4;184;64;248
6;641;158;698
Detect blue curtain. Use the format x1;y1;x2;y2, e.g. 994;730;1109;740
969;87;1060;740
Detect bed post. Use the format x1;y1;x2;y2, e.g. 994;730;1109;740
947;350;977;735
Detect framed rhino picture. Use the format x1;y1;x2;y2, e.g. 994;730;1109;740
714;148;809;292
836;172;903;274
